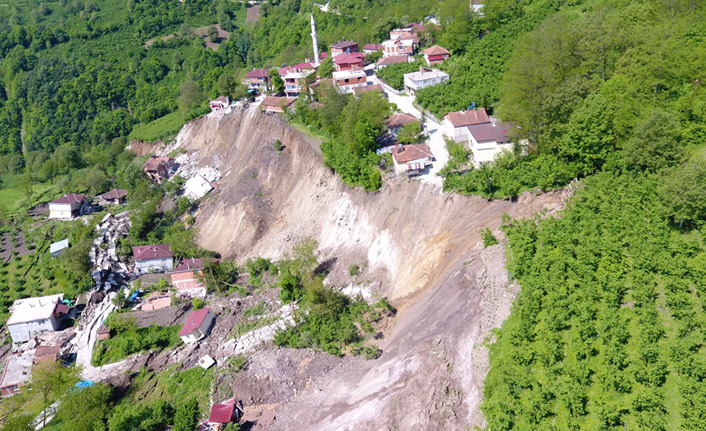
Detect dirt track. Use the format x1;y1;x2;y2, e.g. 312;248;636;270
170;106;563;429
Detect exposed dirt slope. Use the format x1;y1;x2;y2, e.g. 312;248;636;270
173;106;562;429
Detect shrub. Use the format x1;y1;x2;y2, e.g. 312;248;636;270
481;228;498;247
348;264;359;277
192;297;205;310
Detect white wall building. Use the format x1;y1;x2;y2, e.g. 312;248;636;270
133;244;174;274
48;193;87;220
179;308;215;344
443;108;490;142
7;294;64;343
467;122;516;166
403;67;449;94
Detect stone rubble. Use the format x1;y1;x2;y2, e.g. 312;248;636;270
89;210;135;290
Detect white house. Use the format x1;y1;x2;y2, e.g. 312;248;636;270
403;67;449;94
443;108;490;142
48;193;88;220
390;144;434;175
209;96;229;111
7;294;66;343
467;122;515;166
178;308;215;344
133;244;174;274
50;239;69;258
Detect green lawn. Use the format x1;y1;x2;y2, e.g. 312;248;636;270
0;187;25;213
129;111;185;142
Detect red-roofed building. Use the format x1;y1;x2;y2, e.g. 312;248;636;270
133;244;174;274
332;52;367;93
330;40;359;57
242;68;270;91
143;156;175;183
423;45;450;65
261;96;297;113
278;64;316;97
179;308;215;344
334;52;365;72
48;194;88;219
467;121;518;166
391;144;433;175
171;258;217;297
208;399;244;430
376;55;410;69
96;188;127;205
210;96;229;111
363;43;383;53
385;112;419;136
443;108;490;142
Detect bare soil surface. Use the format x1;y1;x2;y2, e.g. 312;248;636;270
165;106;563;429
246;5;260;22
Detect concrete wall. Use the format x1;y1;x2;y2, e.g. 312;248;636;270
443;119;468;142
136;257;174;274
8;316;59;343
48;203;75;220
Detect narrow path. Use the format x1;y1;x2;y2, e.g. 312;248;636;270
370;73;449;186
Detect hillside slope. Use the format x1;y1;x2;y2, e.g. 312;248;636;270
167;105;563;429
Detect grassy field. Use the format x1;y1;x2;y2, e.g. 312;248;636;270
129;111;185;142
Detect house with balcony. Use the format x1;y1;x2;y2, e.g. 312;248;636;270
133;244;174;273
403;67;449;94
423;45;450;65
390;144;434;175
242;68;270;92
209;96;229;111
333;52;367;93
279;63;316;97
382;34;416;58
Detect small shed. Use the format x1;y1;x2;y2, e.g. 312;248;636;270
208;399;244;430
96;189;128;205
178;308;215;344
50;239;69;258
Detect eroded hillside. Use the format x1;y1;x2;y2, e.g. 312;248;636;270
169;105;563;429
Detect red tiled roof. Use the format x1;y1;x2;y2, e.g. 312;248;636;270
363;44;383;51
212;96;228;104
424;45;449;56
172;257;219;273
50;193;87;205
444;108;490;127
293;62;314;69
97;189;127;200
377;55;408;66
246;68;269;78
320;52;328;59
467;123;513;144
334;53;364;66
179;308;211;336
392;144;433;164
330;40;358;50
427;55;446;61
133;244;173;261
35;345;61;360
143;156;173;171
386;112;418;128
208;399;237;424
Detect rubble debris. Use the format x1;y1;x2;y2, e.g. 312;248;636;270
89;211;135;290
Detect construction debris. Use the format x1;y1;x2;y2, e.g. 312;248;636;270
89;211;134;290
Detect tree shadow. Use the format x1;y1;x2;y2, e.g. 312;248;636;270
314;257;337;277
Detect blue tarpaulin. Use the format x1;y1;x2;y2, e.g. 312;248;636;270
129;290;141;302
75;380;94;389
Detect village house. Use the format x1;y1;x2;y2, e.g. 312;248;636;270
443;108;490;142
332;52;367;93
279;63;315;97
178;308;215;344
143;156;175;183
170;257;216;297
376;55;409;69
386;112;419;136
423;45;450;65
330;40;359;57
48;193;88;220
208;399;244;431
96;188;127;205
403;67;449;94
467;121;516;166
261;96;296;113
0;350;33;396
362;43;383;53
388;144;434;175
382;26;419;58
133;244;174;274
33;345;61;366
209;96;229;111
242;68;270;92
50;239;69;258
7;294;67;344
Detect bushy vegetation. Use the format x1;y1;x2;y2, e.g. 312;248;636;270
92;315;181;366
292;88;392;191
375;58;424;91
